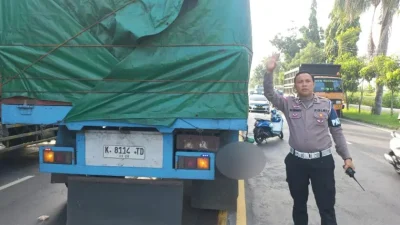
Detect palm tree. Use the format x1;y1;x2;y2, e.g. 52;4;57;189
334;0;400;115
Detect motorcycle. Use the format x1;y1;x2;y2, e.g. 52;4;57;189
383;128;400;174
253;108;284;144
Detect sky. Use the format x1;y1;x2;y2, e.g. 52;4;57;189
249;0;400;72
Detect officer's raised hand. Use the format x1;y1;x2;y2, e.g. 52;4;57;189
265;53;279;73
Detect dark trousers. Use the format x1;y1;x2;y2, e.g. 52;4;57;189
284;153;337;225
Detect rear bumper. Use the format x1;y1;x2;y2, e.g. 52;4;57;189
40;145;216;180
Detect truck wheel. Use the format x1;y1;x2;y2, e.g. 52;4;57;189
279;131;284;140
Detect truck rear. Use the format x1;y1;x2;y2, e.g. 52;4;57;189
0;0;256;224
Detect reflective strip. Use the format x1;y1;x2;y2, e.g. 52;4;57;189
290;147;332;159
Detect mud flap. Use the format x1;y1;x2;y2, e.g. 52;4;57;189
190;172;238;211
66;176;184;225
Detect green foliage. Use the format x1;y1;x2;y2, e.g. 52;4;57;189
385;68;400;92
346;92;400;109
287;42;326;69
324;8;361;63
360;64;376;82
336;26;361;56
270;30;307;63
383;92;400;108
334;53;365;93
300;0;322;47
366;84;375;93
343;106;400;129
333;0;371;22
249;62;266;88
369;55;400;85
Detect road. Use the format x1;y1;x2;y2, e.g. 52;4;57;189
1;114;400;225
0;148;224;225
245;112;400;225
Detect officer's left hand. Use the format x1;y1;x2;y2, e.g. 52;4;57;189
343;159;355;170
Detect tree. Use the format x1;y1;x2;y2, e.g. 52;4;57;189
336;26;361;57
270;30;307;64
374;0;400;115
249;62;266;89
359;63;376;112
334;0;400;115
370;55;400;115
335;53;364;109
287;42;326;69
300;0;322;47
324;8;361;63
384;68;400;115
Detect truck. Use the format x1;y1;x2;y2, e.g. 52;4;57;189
0;0;259;224
283;64;345;116
0;99;57;153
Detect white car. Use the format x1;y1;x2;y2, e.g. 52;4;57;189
249;94;270;113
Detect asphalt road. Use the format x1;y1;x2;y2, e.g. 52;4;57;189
0;149;223;225
245;111;400;225
1;114;400;225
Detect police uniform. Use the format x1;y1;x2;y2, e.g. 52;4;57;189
263;72;351;225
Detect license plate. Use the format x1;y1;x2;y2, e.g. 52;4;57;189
85;130;163;168
103;145;145;160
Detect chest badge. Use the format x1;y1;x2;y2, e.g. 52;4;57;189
293;105;301;109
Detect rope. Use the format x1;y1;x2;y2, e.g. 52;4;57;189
0;44;252;50
2;90;248;94
8;76;249;83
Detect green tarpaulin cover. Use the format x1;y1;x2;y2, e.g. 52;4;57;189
0;0;252;126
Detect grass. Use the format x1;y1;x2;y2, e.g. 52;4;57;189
342;106;400;129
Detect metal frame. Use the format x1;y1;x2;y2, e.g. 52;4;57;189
19;104;244;180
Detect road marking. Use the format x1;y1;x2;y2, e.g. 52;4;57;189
347;141;352;145
0;175;34;191
341;118;392;133
359;151;387;164
236;180;247;225
218;210;227;225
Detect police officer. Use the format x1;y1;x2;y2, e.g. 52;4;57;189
263;55;355;225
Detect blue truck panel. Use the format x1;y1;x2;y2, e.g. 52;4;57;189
1;104;247;131
8;104;244;180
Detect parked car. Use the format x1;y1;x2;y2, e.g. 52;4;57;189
249;94;270;113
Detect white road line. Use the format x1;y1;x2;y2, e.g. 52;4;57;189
359;151;387;164
341;118;392;133
0;175;35;191
347;141;352;145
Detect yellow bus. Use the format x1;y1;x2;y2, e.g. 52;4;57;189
283;64;345;116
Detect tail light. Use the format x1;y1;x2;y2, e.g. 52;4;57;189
176;155;210;170
43;148;73;164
